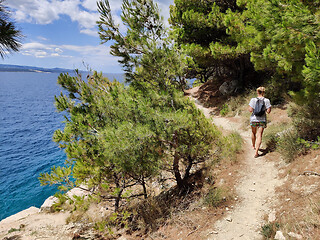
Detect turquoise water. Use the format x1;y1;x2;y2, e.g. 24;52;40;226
0;72;66;220
0;72;124;220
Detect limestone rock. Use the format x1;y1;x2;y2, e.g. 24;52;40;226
274;230;286;240
117;236;128;240
40;185;89;213
288;232;302;239
66;185;88;198
40;196;59;212
268;210;276;222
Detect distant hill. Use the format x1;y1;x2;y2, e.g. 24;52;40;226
0;64;76;73
0;64;125;82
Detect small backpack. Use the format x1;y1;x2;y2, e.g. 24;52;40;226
253;98;266;117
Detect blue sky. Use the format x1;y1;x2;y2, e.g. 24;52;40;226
3;0;174;73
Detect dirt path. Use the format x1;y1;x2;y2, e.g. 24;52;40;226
192;98;284;240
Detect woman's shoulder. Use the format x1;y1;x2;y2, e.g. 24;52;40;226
264;97;272;107
249;97;256;104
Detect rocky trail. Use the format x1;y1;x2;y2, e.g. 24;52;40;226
192;97;284;240
0;92;286;240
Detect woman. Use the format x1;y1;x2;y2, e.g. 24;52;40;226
248;87;272;158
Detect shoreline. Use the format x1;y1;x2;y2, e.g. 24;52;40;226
0;187;90;239
0;186;88;225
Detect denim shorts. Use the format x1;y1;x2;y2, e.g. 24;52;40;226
250;122;267;128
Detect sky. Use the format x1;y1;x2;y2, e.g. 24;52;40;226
2;0;174;73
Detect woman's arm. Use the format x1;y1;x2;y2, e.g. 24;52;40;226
266;107;271;114
248;106;254;112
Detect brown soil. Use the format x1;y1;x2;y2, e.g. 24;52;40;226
270;149;320;239
139;87;285;240
2;85;319;240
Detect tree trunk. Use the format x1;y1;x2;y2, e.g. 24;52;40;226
141;177;147;199
173;152;184;189
183;155;193;181
114;188;123;212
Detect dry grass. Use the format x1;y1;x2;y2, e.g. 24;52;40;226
264;149;320;239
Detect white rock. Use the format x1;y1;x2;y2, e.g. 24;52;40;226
66;185;88;199
274;231;286;240
117;237;128;240
40;196;59;212
268;210;276;222
219;179;225;185
288;232;302;239
226;217;232;222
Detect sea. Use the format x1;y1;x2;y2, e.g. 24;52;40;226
0;71;124;221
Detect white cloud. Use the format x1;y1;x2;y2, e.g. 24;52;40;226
80;28;98;36
108;0;123;12
22;42;110;57
55;47;63;53
8;0;173;36
82;0;99;11
37;36;48;41
35;50;48;58
8;0;98;35
19;41;120;71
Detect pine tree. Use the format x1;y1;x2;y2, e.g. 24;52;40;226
169;0;257;85
40;0;222;212
0;0;22;58
40;70;220;210
97;0;188;91
221;0;320;137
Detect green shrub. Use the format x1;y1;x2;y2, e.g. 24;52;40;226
289;103;320;141
203;187;229;208
8;228;20;234
221;131;243;162
220;104;229;116
261;222;280;239
264;123;320;162
264;124;289;152
276;129;306;162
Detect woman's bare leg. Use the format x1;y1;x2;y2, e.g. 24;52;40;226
251;126;257;149
255;127;265;157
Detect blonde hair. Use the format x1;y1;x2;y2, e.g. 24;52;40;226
257;86;265;95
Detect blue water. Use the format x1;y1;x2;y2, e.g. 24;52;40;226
0;72;125;221
0;72;67;220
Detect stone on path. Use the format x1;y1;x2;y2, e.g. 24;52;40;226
288;232;302;239
274;230;286;240
268;210;276;222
